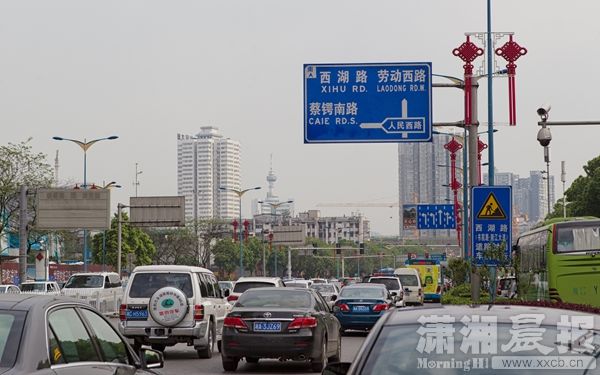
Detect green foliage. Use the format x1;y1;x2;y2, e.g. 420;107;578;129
90;213;156;270
0;139;53;237
145;227;197;265
447;258;469;285
548;155;600;219
212;239;238;276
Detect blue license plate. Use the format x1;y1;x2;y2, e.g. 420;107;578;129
126;309;148;320
352;305;370;313
253;322;281;332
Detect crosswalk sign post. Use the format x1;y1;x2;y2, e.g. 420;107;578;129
471;186;512;265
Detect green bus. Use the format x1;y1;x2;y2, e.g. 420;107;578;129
514;217;600;307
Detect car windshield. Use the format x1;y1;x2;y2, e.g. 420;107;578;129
233;281;275;293
360;324;600;374
369;278;400;290
20;283;45;292
64;275;104;288
218;281;233;289
311;284;336;293
396;275;419;287
128;273;193;298
339;287;386;299
236;290;313;309
0;311;25;370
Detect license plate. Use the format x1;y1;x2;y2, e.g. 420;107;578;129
126;307;148;320
253;322;281;332
352;305;370;313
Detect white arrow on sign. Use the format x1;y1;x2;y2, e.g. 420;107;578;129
360;99;409;129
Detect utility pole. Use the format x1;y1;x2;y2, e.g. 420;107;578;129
561;161;566;218
18;186;28;285
117;203;127;278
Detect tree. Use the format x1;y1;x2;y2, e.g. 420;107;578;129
90;213;156;270
213;239;238;276
145;227;196;265
548;155;600;219
191;219;230;267
0;139;53;238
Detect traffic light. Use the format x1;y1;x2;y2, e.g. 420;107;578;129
336;243;341;255
359;243;365;255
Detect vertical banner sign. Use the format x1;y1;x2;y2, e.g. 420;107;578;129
471;186;512;265
304;63;432;143
403;204;417;230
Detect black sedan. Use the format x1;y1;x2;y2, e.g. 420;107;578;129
0;294;163;374
323;304;600;375
221;287;342;372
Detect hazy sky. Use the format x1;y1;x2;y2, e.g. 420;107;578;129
2;1;599;236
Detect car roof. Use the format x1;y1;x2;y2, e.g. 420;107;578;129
132;265;212;273
384;304;600;329
237;277;281;282
67;272;118;277
369;276;399;279
343;283;387;288
21;281;55;284
0;294;88;311
241;287;310;293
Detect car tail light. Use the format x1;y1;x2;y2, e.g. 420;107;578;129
227;294;238;302
119;304;127;321
194;305;204;321
373;304;389;312
288;317;318;330
223;316;248;330
418;288;423;296
333;303;350;312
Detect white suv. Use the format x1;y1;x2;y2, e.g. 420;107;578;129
227;277;285;304
118;265;231;358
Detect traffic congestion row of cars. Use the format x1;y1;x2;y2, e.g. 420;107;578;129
2;263;597;374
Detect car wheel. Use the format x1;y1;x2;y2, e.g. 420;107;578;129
151;344;166;352
246;357;259;363
329;335;341;362
222;356;239;371
217;340;222;353
339;328;346;336
197;322;214;359
310;337;327;372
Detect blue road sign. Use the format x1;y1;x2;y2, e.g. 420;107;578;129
304;63;432;143
417;204;456;230
471;186;512;265
429;253;447;262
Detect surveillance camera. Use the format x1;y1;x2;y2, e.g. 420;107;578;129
537;104;551;119
537;127;552;147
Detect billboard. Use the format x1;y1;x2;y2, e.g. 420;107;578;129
272;225;305;246
129;196;185;227
36;188;110;230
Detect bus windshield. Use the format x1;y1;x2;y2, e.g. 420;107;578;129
556;224;600;253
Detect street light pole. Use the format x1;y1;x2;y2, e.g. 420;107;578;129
220;186;261;277
258;200;294;277
53;135;118;272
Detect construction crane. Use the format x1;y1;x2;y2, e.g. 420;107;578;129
317;202;400;208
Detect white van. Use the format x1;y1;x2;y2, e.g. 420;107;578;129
62;272;124;313
119;265;231;358
394;268;424;305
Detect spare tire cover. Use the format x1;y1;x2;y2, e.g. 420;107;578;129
149;287;188;327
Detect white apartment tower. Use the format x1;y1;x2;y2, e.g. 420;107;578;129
177;127;241;221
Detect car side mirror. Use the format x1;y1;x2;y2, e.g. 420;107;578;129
141;348;164;369
330;295;337;301
390;291;398;296
322;362;351;375
223;288;231;297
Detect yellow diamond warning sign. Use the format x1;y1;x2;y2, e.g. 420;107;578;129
476;192;506;219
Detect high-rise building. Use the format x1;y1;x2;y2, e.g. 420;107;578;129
177;127;241;221
398;134;459;239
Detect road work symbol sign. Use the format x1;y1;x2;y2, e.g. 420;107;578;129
471;186;512;265
476;193;506;219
